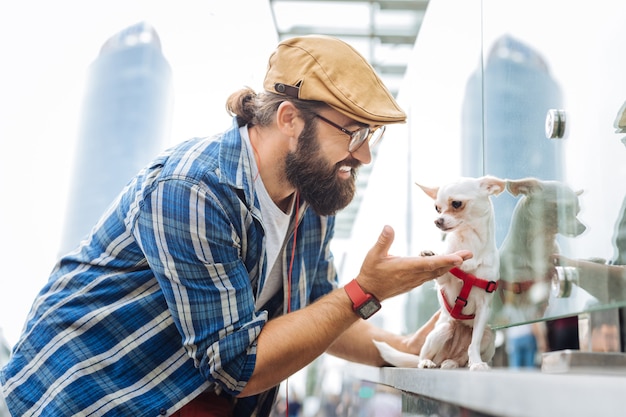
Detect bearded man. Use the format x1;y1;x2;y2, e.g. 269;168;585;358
1;35;470;417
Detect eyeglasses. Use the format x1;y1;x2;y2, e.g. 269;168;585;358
313;113;386;153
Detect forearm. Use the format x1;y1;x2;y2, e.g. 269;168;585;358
327;320;404;366
328;308;441;366
238;287;358;397
404;309;441;353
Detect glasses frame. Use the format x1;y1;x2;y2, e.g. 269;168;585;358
313;113;385;153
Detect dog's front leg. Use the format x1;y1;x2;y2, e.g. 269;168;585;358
467;304;492;371
418;320;454;369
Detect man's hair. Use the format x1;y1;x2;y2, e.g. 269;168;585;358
226;87;326;128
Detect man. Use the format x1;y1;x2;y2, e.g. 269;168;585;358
0;35;470;416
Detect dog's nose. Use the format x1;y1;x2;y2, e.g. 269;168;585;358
435;218;445;229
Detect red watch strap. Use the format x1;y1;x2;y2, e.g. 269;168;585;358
344;279;371;309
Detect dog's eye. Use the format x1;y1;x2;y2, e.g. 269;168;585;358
452;200;463;209
435;205;441;213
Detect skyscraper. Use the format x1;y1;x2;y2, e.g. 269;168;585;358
59;21;173;254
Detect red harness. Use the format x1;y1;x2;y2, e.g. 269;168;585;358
441;267;499;320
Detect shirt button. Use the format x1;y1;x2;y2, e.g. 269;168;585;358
159;408;167;415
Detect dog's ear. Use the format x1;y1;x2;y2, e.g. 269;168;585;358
415;182;439;200
479;176;506;196
506;177;542;196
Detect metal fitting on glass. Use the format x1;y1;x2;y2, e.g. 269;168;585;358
545;109;567;139
551;266;579;298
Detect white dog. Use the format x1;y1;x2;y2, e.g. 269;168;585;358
375;176;505;370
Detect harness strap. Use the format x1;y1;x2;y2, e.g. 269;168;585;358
441;267;498;320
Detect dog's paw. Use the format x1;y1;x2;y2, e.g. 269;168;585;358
440;359;460;369
417;359;437;369
469;361;490;371
420;250;436;257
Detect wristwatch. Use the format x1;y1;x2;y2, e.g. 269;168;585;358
344;279;381;319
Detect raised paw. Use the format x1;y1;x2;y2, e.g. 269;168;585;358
418;359;437;369
469;361;490;371
420;250;436;257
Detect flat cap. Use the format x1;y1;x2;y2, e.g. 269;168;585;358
263;35;406;126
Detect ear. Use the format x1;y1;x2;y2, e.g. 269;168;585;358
479;176;506;196
506;177;542;196
415;182;439;200
276;101;302;145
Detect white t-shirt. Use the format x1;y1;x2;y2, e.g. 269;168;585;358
240;126;294;309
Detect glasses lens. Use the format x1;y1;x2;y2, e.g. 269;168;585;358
348;127;371;152
369;125;385;148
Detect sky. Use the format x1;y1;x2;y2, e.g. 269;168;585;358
0;0;278;347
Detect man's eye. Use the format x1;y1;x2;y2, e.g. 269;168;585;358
452;201;463;209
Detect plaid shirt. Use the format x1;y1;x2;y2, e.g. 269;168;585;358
0;119;338;416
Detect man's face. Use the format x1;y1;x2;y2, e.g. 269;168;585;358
285;117;361;216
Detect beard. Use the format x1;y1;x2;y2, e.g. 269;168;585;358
285;121;360;216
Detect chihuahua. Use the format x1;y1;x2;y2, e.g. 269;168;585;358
496;178;586;320
375;176;505;370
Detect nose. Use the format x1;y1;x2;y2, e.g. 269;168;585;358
435;218;445;229
350;140;372;164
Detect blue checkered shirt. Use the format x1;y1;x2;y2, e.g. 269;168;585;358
0;118;338;416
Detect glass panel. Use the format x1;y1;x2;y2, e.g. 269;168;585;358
401;0;626;331
480;0;626;326
399;0;484;331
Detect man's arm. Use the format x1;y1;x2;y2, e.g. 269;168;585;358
326;309;441;366
239;226;468;397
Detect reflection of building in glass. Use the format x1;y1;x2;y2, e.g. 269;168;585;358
59;22;173;255
462;34;564;245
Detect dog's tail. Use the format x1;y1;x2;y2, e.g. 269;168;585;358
373;340;421;368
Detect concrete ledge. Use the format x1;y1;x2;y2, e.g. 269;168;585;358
352;365;625;417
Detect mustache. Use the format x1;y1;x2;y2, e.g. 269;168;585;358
336;157;361;170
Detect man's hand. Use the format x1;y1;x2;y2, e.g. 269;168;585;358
356;225;472;301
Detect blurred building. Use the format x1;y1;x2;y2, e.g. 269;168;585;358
59;21;173;255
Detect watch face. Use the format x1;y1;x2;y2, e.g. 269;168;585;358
358;298;381;319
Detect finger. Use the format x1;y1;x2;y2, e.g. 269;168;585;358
372;225;395;257
419;253;465;271
452;250;473;261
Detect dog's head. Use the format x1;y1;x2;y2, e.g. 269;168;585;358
416;176;506;233
507;178;586;237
